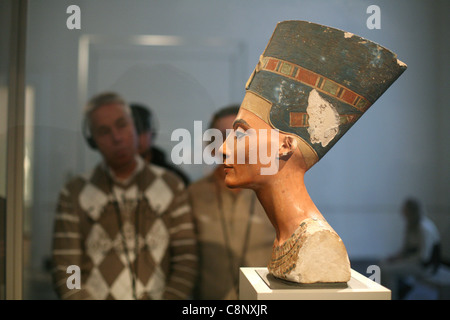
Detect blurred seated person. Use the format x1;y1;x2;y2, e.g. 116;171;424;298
380;197;441;299
130;103;190;186
188;105;275;299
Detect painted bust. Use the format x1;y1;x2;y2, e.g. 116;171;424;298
220;21;406;284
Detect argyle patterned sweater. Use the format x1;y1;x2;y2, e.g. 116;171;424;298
51;160;197;300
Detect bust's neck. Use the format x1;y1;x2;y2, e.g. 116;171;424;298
253;169;323;246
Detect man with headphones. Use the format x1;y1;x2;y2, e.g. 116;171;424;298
51;92;198;300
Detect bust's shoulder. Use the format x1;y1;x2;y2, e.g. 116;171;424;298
269;218;351;284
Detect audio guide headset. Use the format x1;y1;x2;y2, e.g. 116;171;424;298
82;115;98;150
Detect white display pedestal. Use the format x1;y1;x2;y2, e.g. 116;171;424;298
239;267;391;300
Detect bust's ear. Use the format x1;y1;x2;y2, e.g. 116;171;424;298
277;135;298;160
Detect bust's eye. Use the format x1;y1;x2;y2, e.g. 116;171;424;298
235;127;247;139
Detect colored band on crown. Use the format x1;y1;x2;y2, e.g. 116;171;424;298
261;56;372;112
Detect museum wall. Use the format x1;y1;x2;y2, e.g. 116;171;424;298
23;0;449;276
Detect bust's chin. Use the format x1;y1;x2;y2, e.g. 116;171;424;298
224;176;246;189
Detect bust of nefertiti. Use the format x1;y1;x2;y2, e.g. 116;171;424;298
220;21;406;283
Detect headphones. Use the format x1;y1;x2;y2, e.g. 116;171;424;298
82;116;98;150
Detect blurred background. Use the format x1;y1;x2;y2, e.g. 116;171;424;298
1;0;449;299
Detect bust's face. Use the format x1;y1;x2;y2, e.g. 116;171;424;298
220;107;280;189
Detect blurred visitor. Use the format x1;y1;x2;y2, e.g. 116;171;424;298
130;103;190;186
